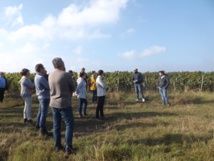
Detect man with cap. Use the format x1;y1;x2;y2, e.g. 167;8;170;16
132;68;145;102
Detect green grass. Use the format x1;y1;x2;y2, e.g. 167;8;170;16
0;91;214;161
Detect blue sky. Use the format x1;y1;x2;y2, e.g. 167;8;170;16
0;0;213;73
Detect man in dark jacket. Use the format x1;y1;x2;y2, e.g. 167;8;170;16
133;68;145;102
158;71;170;106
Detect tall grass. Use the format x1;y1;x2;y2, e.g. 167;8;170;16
0;91;214;161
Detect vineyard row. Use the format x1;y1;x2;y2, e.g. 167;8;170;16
4;71;214;96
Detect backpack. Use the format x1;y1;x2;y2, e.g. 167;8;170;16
0;77;6;88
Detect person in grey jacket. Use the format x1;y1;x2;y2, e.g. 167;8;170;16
34;64;51;136
76;72;87;117
96;70;106;119
19;68;35;123
158;71;170;106
49;57;76;155
133;68;145;102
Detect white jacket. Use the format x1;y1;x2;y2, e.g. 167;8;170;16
96;76;106;97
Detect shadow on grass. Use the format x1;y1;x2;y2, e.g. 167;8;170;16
169;95;214;105
72;111;175;137
130;133;213;147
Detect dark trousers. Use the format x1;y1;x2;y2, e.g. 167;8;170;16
96;96;105;118
92;90;97;103
0;88;5;103
78;98;87;116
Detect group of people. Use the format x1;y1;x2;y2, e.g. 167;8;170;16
18;57;107;155
0;59;170;155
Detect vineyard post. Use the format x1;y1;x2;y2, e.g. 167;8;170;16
145;76;148;90
200;75;204;91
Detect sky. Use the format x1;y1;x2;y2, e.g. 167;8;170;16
0;0;214;73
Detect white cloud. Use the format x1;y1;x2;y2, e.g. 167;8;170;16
4;0;127;42
73;46;83;55
8;25;47;41
0;1;129;72
140;46;166;58
43;43;51;49
120;50;136;59
0;46;53;73
4;4;24;26
41;15;56;28
120;46;166;60
15;43;39;54
57;0;127;27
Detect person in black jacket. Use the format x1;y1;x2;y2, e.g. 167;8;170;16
157;71;170;106
133;68;145;102
0;72;8;103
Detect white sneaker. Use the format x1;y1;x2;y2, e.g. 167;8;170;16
136;99;139;101
142;98;145;102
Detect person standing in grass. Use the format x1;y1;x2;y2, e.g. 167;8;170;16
0;72;8;103
49;57;76;155
76;72;88;117
158;71;170;106
34;64;51;136
133;68;145;102
19;68;35;124
89;71;97;104
96;70;106;119
80;68;88;87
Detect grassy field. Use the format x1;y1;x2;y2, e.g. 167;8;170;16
0;91;214;161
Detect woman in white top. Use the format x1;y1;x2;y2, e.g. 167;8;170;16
76;72;88;117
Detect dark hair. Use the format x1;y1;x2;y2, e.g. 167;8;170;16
68;70;73;74
79;72;86;77
98;70;104;75
81;68;85;72
35;64;44;72
159;70;165;75
92;71;96;74
20;68;30;76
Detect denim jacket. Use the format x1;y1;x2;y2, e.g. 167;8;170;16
76;78;87;99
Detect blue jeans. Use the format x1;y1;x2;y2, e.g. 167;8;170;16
52;106;75;152
36;98;50;131
78;98;87;116
159;88;169;104
134;84;145;99
92;90;97;103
